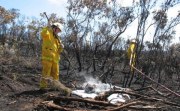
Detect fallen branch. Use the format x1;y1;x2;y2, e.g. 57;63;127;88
134;85;152;91
150;86;171;96
75;105;163;111
108;101;144;111
94;90;180;108
129;105;164;110
135;85;171;97
95;90;145;101
132;66;180;97
142;97;180;108
48;96;118;107
7;101;16;105
42;101;71;111
42;100;99;111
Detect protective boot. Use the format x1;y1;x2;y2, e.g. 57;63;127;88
64;87;72;96
40;77;53;91
49;80;72;96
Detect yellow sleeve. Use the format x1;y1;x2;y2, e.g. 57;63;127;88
58;46;63;53
127;43;135;59
41;27;50;39
130;44;135;52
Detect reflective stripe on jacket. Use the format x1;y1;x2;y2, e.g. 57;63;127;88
41;27;63;63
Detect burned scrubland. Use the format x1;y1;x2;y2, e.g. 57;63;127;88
0;42;180;111
0;0;180;110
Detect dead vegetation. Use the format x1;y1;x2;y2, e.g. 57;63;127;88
0;54;180;111
1;0;180;110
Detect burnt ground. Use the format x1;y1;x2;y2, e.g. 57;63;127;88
0;68;80;111
0;56;92;111
0;73;43;111
0;57;180;111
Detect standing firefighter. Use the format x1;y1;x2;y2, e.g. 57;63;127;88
40;22;71;96
127;39;137;71
123;39;137;87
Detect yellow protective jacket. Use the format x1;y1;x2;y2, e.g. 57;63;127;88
41;27;63;63
127;42;136;59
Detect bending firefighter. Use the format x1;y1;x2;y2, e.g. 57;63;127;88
127;39;137;71
40;22;71;96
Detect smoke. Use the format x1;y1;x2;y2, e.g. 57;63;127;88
83;75;111;94
75;71;112;93
72;72;131;103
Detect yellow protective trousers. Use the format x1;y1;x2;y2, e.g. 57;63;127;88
127;43;136;71
129;53;136;71
40;60;59;89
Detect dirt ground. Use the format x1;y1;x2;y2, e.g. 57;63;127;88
0;57;180;111
0;56;90;111
0;55;69;111
0;71;80;111
0;72;43;111
1;71;180;111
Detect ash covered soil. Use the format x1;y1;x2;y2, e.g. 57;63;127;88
0;57;101;111
0;73;54;111
0;71;84;111
1;72;180;111
0;57;180;111
0;57;81;111
0;55;84;111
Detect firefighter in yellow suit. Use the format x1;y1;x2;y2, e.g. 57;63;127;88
40;22;71;95
127;39;136;71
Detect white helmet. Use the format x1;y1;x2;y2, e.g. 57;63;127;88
131;39;136;43
52;22;63;30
